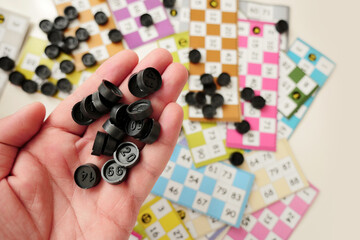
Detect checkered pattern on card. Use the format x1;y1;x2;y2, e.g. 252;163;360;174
162;0;190;33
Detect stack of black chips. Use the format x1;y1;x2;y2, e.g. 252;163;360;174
73;67;162;189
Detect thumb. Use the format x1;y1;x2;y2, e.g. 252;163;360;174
0;102;46;179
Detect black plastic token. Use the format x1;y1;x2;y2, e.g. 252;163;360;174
9;71;25;86
64;36;79;51
57;78;73;93
21;80;38;94
211;93;224;108
189;49;201;63
217;72;231;87
251;96;266;109
185;92;196;106
241;87;255;101
235;120;250;134
103;135;119;156
44;44;60;59
40;82;58;96
102;119;126;141
98;80;123;103
136;67;162;94
194;91;206;107
94;11;108;25
53;16;69;31
163;0;176;8
108;29;123;43
203;82;217;95
113;142;140;168
126;118;151;139
35;65;51;79
0;56;15;71
275;20;289;34
140;14;153;27
229;152;244;166
60;60;75;74
128;73;148;98
127;99;153;121
200;73;214;85
202;104;216;119
80;94;102;120
101;159;127;184
82;53;97;67
64;6;78;20
39;19;53;33
110;104;129;129
71;101;95;125
76;27;90;41
92;91;112;114
47;30;64;44
74;163;101;189
139;118;160;144
57;41;72;54
92;131;107;156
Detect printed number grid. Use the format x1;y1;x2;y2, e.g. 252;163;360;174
224;184;319;240
107;0;174;49
151;145;255;227
238;139;308;214
134;220;149;240
188;0;241;122
0;8;29;96
203;226;230;240
239;1;290;51
277;38;336;139
15;37;97;100
227;19;280;151
53;0;124;70
277;52;319;118
162;0;190;33
137;197;193;240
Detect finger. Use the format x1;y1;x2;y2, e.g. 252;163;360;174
0;102;45;179
44;50;139;136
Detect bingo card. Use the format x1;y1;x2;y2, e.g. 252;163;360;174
130;231;143;240
162;0;190;33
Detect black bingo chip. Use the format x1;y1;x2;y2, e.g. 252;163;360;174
203;82;217;95
126;118;151;139
185;91;196;106
47;29;64;44
211;93;224;108
71;101;95;125
40;82;58;96
241;87;255;101
229;152;244;166
235;120;250;134
60;60;75;74
44;44;60;59
113;142;140;168
128;73;147;98
64;6;79;20
0;56;15;71
217;72;231;87
163;0;176;8
92;91;112;114
9;71;25;86
57;78;73;93
108;29;123;43
98;80;123;103
80;94;102;120
101;159;127;184
39;19;53;33
103;135;119;156
127;99;153;121
251;96;266;109
200;73;214;85
92;131;107;156
139;118;160;144
21;80;38;94
110;104;129;129
94;11;108;25
35;65;51;79
82;53;97;67
76;27;90;41
64;36;79;51
140;13;153;27
102;119;126;141
275;20;289;34
74;163;101;189
57;41;72;54
194;91;206;107
189;49;201;63
137;67;162;94
53;16;69;31
202;104;216;119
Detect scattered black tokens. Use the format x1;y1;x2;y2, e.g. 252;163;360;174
127;99;153;121
163;0;176;8
189;49;201;63
92;131;107;156
35;65;51;79
217;72;231;87
139;118;160;144
39;19;53;33
82;53;97;67
64;6;79;20
128;73;147;98
185;91;196;106
40;82;58;96
241;87;255;101
202;104;216;119
0;56;15;71
126;118;151;139
80;94;102;120
251;95;266;109
103;135;119;156
140;14;153;27
57;78;73;93
113;142;140;168
110;104;129;129
9;71;25;86
47;29;64;44
200;73;214;85
98;80;123;103
102;119;126;141
94;11;108;25
21;80;38;94
44;44;60;59
275;20;289;34
92;91;111;114
74;163;101;189
76;27;90;41
108;29;123;43
64;36;79;51
53;16;69;31
203;82;217;95
194;91;206;106
211;93;224;108
235;120;250;134
101;159;127;184
72;101;95;125
229;152;244;166
57;41;72;54
60;60;75;74
136;67;162;94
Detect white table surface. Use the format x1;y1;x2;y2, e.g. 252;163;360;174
1;0;359;239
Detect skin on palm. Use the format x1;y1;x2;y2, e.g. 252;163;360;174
0;48;188;239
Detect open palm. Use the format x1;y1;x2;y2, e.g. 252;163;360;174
0;49;187;239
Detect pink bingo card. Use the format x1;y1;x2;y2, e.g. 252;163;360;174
225;184;319;240
226;19;280;151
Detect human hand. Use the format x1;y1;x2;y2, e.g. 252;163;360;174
0;49;187;239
